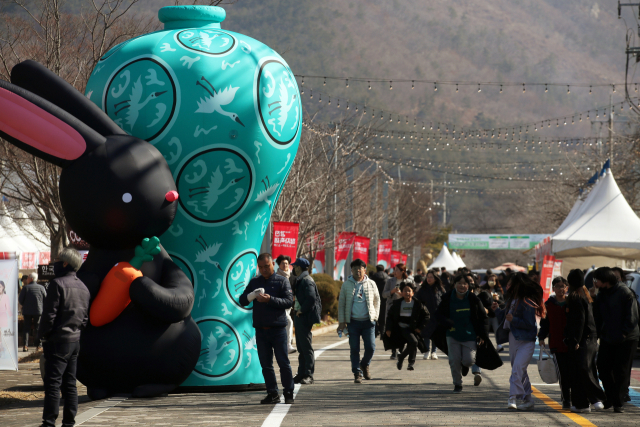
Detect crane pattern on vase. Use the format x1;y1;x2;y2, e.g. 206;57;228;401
85;14;301;387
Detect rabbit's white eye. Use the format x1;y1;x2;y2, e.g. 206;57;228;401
122;193;132;203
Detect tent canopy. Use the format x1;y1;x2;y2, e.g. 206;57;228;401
552;170;640;260
452;251;466;268
428;244;460;271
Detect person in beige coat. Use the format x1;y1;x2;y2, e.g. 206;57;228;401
338;259;380;383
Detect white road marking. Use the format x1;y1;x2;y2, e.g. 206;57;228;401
261;338;349;427
74;397;128;426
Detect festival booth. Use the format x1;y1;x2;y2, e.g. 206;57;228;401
427;244;460;271
0;206;50;269
452;251;466;268
545;169;640;274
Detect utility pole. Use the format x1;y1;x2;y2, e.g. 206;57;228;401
430;179;434;226
396;165;401;250
442;172;447;226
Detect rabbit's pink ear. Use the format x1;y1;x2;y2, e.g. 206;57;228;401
0;80;105;167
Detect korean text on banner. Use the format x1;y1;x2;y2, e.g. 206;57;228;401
0;259;19;370
391;251;402;268
539;255;556;302
272;222;299;265
334;232;356;280
377;239;393;269
20;252;37;269
353;236;370;265
401;253;407;265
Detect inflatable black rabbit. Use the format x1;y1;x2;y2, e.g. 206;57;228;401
0;60;201;398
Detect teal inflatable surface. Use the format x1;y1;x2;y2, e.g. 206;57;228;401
85;5;301;389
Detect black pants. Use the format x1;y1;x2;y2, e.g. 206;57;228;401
377;299;387;339
399;328;418;365
293;316;315;378
42;341;80;427
23;314;41;348
597;339;639;407
554;352;572;405
569;339;606;409
255;327;294;394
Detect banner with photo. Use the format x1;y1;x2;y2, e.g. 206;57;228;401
376;239;393;269
334;232;356;280
271;222;299;267
352;236;370;265
0;259;19;370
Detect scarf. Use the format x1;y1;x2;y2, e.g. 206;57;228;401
276;267;290;279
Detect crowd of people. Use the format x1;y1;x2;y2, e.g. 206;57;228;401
252;256;639;415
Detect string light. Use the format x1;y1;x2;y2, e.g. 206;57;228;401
545;84;548;93
567;85;570;94
389;81;393;90
323;77;326;86
478;83;481;93
589;85;592;94
500;84;503;93
522;83;526;93
456;83;458;92
412;80;415;89
368;81;371;90
434;82;438;91
310;89;313;99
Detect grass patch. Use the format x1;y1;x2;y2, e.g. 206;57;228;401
18;350;42;363
0;390;44;406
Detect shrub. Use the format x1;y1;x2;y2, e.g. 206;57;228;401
312;273;342;318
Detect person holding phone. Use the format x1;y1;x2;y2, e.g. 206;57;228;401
435;274;489;393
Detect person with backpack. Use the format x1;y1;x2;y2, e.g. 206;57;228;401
593;267;640;413
291;258;321;385
564;270;606;413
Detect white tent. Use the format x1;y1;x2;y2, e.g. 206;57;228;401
551;170;640;272
0;205;39;253
13;208;49;251
452;251;466;268
428;244;460;271
0;222;20;254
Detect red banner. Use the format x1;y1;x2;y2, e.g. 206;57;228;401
540;255;556;302
376;239;393;269
310;233;325;274
272;222;299;263
21;252;37;269
334;232;356;280
38;252;51;265
391;250;402;268
353;236;370;265
401;253;407;265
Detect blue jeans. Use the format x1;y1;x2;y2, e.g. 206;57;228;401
255;327;294;394
347;319;376;374
424;338;437;354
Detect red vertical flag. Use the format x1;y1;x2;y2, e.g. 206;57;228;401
401;253;407;265
352;236;370;265
271;222;299;265
539;255;556;302
391;250;402;268
334;232;356;280
376;239;393;269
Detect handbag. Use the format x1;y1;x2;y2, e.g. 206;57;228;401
537;345;558;384
474;338;503;370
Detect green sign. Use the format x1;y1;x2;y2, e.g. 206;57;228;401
449;234;549;250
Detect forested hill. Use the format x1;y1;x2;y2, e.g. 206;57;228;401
141;0;631;133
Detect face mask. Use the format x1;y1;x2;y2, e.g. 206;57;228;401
488;281;495;287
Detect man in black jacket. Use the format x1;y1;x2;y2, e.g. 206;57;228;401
370;265;389;336
38;248;90;427
18;272;46;351
593;267;640;413
291;258;321;385
240;253;294;405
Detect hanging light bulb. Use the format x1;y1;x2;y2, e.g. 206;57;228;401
346;101;349;110
620;102;624;112
414;119;416;127
372;108;375;117
328;96;331;105
587;111;590;120
545;84;548;93
613;84;616;93
579;114;582;122
567;85;570;94
346;79;349;88
478;83;481;93
323;77;326;86
355;104;358;112
310;89;313;99
318;93;322;102
336;99;340;108
430;122;433;130
389;114;392;122
589;85;592;95
389;81;393;90
556;119;559;127
301;87;304;94
364;106;367;114
434;82;438;91
500;84;503;93
412;80;415;89
456;83;459;93
522;83;526;93
563;118;566;125
368;81;371;90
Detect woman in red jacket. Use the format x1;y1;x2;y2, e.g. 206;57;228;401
538;277;572;409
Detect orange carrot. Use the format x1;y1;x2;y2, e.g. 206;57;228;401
90;237;161;327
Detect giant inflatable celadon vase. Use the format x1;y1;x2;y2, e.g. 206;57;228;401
85;5;301;390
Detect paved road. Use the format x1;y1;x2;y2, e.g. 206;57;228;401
1;333;639;426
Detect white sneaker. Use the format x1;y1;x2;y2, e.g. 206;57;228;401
423;353;429;360
592;402;604;411
571;406;591;413
517;400;535;411
430;352;438;360
507;397;517;410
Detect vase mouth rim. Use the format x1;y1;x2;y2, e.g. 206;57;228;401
158;6;226;26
